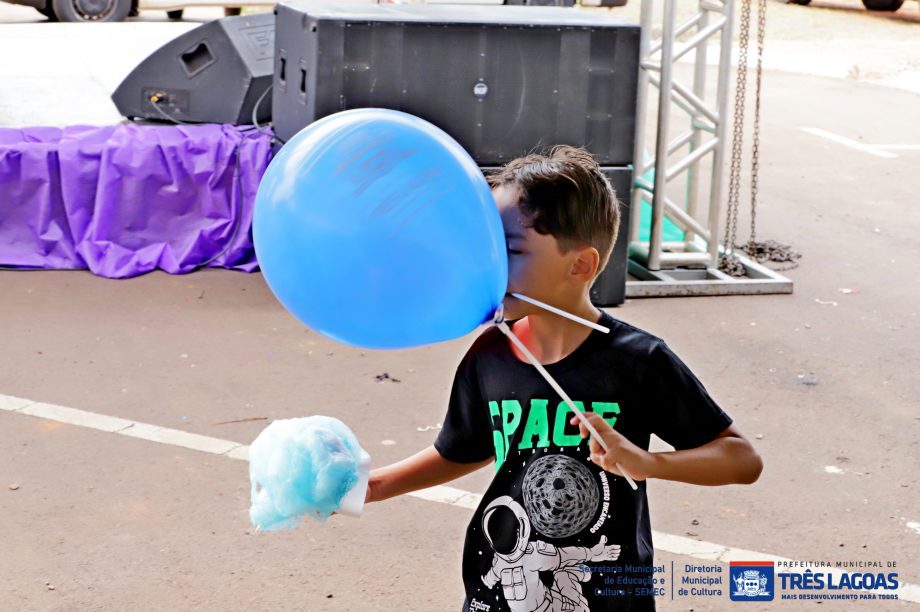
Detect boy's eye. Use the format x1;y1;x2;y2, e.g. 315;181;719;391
507;248;523;255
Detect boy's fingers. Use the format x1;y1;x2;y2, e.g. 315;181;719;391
591;453;622;475
570;411;600;425
570;411;601;438
589;436;603;456
570;414;587;438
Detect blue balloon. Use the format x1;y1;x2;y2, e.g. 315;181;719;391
253;109;507;349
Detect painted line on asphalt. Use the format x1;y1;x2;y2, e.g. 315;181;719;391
875;145;920;151
2;392;918;604
800;127;898;159
0;394;245;456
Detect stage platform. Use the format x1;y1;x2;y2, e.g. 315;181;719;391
0;123;273;278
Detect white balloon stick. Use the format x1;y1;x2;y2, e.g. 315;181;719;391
510;292;610;333
496;320;638;491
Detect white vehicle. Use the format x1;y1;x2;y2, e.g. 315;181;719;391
7;0;529;23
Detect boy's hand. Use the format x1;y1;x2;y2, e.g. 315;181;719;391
365;473;379;504
570;412;656;481
331;473;379;518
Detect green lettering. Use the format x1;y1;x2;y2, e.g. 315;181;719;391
500;400;522;467
518;399;550;450
489;401;505;470
552;400;585;448
490;398;619;462
591;401;620;428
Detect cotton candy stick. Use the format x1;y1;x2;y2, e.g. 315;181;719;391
496;320;638;491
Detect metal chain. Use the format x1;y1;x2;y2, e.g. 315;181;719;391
749;0;765;246
738;0;801;272
739;239;801;271
718;0;750;277
721;0;800;276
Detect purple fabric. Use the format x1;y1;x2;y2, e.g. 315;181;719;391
0;123;273;278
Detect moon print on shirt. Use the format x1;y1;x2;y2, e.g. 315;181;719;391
522;454;600;539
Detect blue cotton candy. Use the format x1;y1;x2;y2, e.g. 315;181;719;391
248;415;367;531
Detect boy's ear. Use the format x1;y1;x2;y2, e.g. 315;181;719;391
569;246;600;281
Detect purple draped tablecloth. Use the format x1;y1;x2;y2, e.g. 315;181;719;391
0;123;273;278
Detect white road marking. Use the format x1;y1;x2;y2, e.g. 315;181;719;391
800;127;898;159
2;392;918;604
1;394;246;457
874;145;920;151
409;484;482;510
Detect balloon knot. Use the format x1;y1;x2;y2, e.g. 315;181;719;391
492;304;505;326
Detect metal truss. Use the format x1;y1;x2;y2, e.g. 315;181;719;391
626;0;792;297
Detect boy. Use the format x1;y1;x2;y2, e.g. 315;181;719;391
364;146;763;611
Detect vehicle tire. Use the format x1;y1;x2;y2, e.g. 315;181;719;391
862;0;903;10
51;0;130;21
166;8;183;19
223;6;241;16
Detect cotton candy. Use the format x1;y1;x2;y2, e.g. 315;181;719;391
248;416;371;531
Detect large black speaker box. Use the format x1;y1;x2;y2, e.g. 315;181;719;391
112;13;274;125
590;167;631;307
273;4;639;166
482;166;631;307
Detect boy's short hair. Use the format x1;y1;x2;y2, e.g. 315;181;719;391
487;145;620;278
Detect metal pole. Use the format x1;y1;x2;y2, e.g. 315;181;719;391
630;0;655;248
649;0;677;271
708;0;734;264
686;1;710;222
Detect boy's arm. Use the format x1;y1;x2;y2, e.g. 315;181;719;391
365;445;493;503
646;424;763;486
571;413;762;486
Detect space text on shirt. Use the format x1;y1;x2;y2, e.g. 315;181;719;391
489;399;620;469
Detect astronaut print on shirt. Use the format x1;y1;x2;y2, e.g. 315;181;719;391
469;439;628;612
479;454;622;612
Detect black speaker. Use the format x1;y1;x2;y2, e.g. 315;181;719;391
272;4;639;165
591;167;631;307
112;13;274;125
481;166;631;307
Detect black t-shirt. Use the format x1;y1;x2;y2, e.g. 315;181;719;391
434;311;733;612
